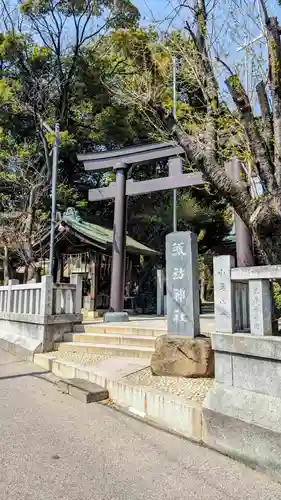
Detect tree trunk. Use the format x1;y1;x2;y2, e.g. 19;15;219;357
266;17;281;185
26;264;36;283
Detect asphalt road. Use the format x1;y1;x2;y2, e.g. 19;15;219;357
1;349;281;500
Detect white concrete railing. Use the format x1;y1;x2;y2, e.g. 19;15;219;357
0;275;82;318
214;255;277;336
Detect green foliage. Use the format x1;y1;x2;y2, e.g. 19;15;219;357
45;131;76;150
0;31;25;59
0;3;232;271
273;282;281;316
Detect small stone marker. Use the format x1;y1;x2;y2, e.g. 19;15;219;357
213;255;235;334
166;231;200;337
249;279;273;336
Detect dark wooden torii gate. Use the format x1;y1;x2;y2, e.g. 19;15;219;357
78;142;253;322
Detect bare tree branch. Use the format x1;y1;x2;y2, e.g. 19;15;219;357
256;80;273;152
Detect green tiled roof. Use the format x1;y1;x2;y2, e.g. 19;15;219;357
223;226;236;245
62;209;157;256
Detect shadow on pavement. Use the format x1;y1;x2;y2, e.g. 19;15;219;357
0;370;51;381
0;360;25;367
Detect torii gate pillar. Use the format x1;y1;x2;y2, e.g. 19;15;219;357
108;164;129;321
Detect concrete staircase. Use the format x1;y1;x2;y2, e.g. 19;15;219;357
57;322;166;359
55;305;214;359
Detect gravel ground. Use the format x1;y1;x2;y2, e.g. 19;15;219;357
47;350;114;365
125;368;214;404
46;351;213;404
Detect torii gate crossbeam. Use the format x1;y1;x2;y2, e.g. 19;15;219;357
78;143;253;322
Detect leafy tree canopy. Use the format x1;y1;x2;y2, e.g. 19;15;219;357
0;0;231;281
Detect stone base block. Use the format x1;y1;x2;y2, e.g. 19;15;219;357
57;378;109;403
0;315;82;357
151;335;214;377
104;312;129;323
0;337;35;362
203;383;281;479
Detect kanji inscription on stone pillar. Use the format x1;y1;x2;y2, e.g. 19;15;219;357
166;231;200;337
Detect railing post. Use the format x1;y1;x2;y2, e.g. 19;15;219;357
70;274;83;314
90;257;96;311
40;275;53;316
214;255;235;333
249;279;273;336
157;269;165;316
7;280;19;313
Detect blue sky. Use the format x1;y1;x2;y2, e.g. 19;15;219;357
132;0;281;106
133;0;165;21
133;0;281;23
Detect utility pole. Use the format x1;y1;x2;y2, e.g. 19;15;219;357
236;0;265;95
172;56;177;233
49;123;60;276
236;33;264;95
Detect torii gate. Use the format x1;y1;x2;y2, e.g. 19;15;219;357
78;142;253;322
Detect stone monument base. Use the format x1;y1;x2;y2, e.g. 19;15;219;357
203;383;281;479
203;333;281;479
104;311;129;323
151;335;214;378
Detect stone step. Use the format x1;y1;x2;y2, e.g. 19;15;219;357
58;342;154;359
70;333;156;348
57;378;109;403
74;323;166;337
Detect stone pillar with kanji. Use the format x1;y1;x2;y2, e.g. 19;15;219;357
166;231;200;337
150;231;214;378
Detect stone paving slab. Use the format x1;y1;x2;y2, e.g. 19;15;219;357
84;357;150;380
83;314;215;334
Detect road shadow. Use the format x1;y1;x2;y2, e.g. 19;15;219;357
0;370;51;381
0;360;25;367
